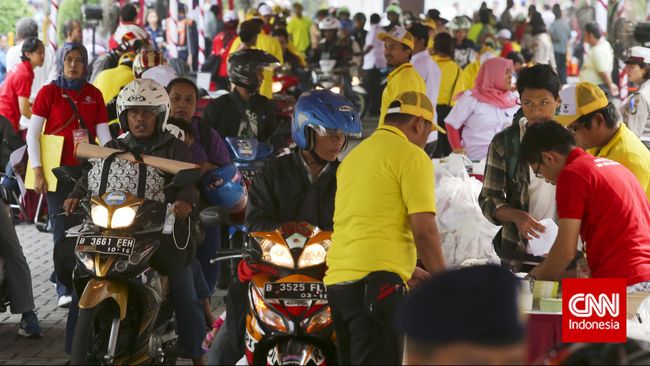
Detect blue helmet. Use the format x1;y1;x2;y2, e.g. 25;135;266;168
201;165;248;213
292;90;362;150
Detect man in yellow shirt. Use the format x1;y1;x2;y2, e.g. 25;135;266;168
286;2;312;56
325;91;446;365
377;26;426;126
93;52;136;124
556;82;650;201
228;11;283;99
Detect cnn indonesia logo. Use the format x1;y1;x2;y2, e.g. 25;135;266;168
562;279;626;343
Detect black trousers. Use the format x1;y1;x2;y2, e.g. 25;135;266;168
363;68;383;116
432;104;454;158
327;279;404;365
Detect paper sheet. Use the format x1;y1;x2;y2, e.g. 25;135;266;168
196;72;212;92
24;135;64;192
528;218;559;257
9;146;27;197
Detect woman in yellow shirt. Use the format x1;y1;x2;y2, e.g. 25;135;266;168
431;33;465;157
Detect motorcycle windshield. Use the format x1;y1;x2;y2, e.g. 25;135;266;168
226;137;260;161
226;137;274;162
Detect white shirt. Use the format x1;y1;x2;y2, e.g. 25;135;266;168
6;43;57;102
363;24;387;70
445;91;519;160
579;38;614;85
518;118;557;222
411;50;441;141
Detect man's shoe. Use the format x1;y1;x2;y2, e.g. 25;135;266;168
58;295;72;308
18;311;43;338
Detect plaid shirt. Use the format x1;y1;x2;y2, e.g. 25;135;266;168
478;114;544;271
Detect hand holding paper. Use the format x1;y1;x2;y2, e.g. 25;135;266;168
528;218;559;257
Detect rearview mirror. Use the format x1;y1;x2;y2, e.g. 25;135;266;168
199;206;229;227
173;168;201;187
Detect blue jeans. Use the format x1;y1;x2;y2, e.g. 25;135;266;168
554;52;567;85
196;226;221;295
169;263;206;358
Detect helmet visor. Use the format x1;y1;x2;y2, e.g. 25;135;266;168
310;125;361;138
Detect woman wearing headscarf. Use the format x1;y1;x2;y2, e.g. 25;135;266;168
445;57;520;161
26;42;112;305
0;37;45;132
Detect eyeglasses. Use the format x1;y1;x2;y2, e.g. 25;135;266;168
567;121;586;133
533;157;544;179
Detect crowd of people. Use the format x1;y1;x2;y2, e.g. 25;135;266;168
0;0;649;365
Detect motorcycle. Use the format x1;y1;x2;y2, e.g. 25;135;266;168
312;59;368;118
200;214;336;366
53;166;201;365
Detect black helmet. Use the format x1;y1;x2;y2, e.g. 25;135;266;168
227;49;279;92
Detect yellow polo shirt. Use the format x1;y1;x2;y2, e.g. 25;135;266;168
461;58;480;91
228;33;284;100
324;125;437;285
588;123;650;201
433;55;465;106
286;16;312;54
378;63;426;127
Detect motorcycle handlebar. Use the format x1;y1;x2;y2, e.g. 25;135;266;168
214;249;244;257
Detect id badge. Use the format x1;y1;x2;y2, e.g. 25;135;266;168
72;128;90;146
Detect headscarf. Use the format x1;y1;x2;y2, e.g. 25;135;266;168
470;57;518;108
53;42;88;91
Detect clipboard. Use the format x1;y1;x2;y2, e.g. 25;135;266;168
25;134;64;192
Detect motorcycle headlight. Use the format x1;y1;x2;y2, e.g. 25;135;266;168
315;85;323;90
260;239;295;268
251;286;289;333
351;76;361;86
331;86;341;94
301;306;332;334
272;81;283;93
91;204;109;228
298;243;327;268
111;206;138;229
75;251;95;274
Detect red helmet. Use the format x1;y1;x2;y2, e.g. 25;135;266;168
133;49;164;78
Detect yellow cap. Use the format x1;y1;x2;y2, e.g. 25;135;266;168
555;82;609;126
422;18;437;29
378;26;415;50
387;91;446;134
245;9;263;21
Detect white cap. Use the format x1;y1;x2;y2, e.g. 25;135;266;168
259;4;273;16
497;29;512;40
141;65;178;87
224;10;238;23
625;46;650;64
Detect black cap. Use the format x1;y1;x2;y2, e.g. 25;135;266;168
396;265;525;346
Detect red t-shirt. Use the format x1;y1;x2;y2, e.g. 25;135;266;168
32;83;109;166
0;61;34;131
557;148;650;285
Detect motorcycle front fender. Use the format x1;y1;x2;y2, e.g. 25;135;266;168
352;85;367;95
78;278;128;320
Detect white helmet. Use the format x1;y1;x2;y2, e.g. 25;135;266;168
116;79;171;135
318;16;341;31
449;15;472;31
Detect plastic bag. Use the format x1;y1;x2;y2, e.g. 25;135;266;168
434;154;500;268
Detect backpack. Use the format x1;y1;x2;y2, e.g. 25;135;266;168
86;155;166;202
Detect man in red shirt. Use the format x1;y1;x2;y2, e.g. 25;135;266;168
520;120;650;289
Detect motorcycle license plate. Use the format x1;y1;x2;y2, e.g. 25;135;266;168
264;282;327;300
76;236;135;256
